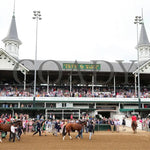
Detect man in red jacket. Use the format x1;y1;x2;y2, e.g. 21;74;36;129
132;115;137;122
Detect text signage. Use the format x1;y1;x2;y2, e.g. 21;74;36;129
63;63;101;70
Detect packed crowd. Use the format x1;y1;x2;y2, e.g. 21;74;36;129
0;112;123;142
3;112;148;143
0;113;98;142
0;112;124;134
0;86;150;98
0;113;30;124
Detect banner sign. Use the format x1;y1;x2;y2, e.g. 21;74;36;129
66;103;73;108
63;63;101;70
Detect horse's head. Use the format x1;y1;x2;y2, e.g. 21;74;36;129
80;120;87;127
13;120;23;127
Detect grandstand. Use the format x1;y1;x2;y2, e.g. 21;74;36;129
1;7;150;119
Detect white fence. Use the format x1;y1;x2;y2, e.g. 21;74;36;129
0;96;150;102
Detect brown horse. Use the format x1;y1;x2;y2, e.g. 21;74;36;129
131;121;137;133
0;120;23;132
62;120;87;140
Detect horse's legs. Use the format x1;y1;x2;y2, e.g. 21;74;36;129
68;131;72;140
134;128;136;134
63;135;65;140
135;125;137;133
132;125;137;134
133;128;135;134
133;127;137;134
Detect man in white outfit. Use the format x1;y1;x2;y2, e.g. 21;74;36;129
114;119;120;132
9;123;18;142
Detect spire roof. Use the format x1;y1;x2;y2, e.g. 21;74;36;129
138;23;150;46
2;14;22;45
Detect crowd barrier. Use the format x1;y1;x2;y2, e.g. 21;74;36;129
94;124;116;131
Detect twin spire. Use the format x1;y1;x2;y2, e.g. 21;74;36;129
136;9;150;48
136;13;150;62
137;23;150;47
2;0;21;59
2;14;22;45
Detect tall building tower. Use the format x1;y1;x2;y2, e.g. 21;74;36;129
137;22;150;62
2;2;22;59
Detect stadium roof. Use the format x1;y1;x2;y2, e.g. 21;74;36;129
21;59;138;72
133;59;150;74
1;47;150;73
0;48;29;73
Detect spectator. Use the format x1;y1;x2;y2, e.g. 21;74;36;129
9;123;17;142
33;120;41;136
88;121;94;140
109;118;115;132
122;118;126;131
114;119;120;132
53;120;59;136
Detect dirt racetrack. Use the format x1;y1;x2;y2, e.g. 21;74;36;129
1;127;150;150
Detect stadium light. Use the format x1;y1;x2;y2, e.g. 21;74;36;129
33;11;42;107
134;16;143;109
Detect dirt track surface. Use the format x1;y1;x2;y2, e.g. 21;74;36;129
1;128;150;150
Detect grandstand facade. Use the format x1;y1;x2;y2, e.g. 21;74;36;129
1;8;150;119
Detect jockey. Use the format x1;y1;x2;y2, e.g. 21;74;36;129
132;115;137;122
131;114;137;126
131;114;138;133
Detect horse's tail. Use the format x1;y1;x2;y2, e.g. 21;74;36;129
62;126;66;136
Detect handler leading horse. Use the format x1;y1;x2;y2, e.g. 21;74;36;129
62;120;87;140
0;120;23;132
0;120;23;142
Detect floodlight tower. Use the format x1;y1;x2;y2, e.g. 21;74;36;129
32;11;42;107
134;16;143;109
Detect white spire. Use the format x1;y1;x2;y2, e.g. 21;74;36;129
137;9;150;47
2;0;22;59
137;9;150;62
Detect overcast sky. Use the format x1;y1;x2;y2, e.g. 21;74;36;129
0;0;149;62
